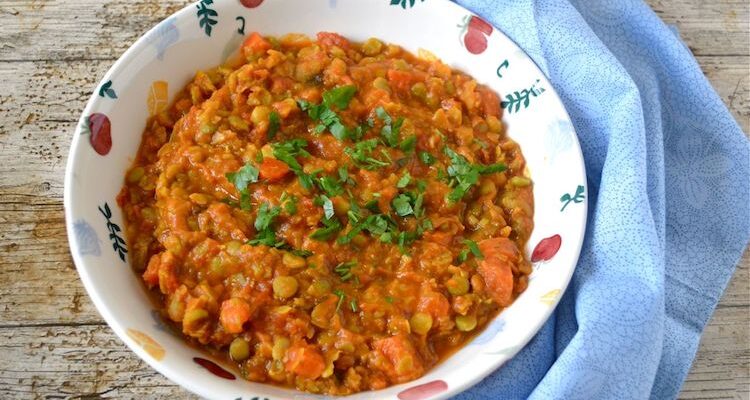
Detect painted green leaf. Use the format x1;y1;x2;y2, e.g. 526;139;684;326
389;0;424;9
501;79;546;114
196;0;218;37
98;80;117;99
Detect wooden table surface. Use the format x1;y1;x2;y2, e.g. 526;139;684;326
0;0;747;398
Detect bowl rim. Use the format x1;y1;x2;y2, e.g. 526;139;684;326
64;0;588;398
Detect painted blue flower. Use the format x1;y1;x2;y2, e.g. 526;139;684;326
154;17;179;61
73;219;101;257
472;318;506;345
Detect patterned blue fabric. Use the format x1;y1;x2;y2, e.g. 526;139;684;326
453;1;750;399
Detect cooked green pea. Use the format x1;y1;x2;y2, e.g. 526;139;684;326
229;337;250;361
273;276;298;298
446;275;470;296
373;77;391;92
409;312;433;335
362;38;384;56
307;279;331;298
455;315;477;332
410;82;427;99
272;337;290;360
127;167;145;184
510;176;531;187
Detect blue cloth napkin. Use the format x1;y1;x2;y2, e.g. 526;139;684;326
452;1;750;399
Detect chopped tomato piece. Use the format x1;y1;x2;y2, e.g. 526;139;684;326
477;238;518;306
284;344;326;379
387;69;416;94
259;158;291;182
372;335;424;383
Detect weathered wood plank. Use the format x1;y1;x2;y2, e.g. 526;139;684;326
0;0;747;62
0;325;198;399
0;0;747;398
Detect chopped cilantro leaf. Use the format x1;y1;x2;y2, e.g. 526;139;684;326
444;146;506;202
226;163;259;192
334;261;356;282
280;192;298;215
345;139;390;170
268;111;281;140
310;217;342;241
239;191;253;211
396;172;412;189
323;85;357;110
464;239;484;259
272;139;313;189
400;135;417;153
334;289;346;312
419;151;436;165
319;195;335;219
317;175;344;197
392;194;414;217
385;296;395;304
292;249;313;258
254;202;281;231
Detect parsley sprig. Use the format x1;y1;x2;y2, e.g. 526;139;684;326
345;139;391;170
272;139;313;189
444;147;506;202
298;85;365;141
225;163;260;210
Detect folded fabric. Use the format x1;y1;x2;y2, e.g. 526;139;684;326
452;1;750;399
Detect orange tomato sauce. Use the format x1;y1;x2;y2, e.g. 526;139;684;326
118;32;534;395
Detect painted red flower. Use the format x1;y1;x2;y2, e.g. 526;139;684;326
240;0;263;8
531;235;562;262
459;15;493;55
193;357;236;380
85;113;112;156
398;380;449;400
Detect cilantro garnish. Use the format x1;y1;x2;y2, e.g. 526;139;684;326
400;135;417;153
298;85;362;141
334;261;356;282
268;111;281;140
323;85;358;110
272;139;313;189
226;164;259;192
310;216;343;241
345;139;390;170
392;194;414;217
444;147;506;202
315;195;336;219
334;289;346;312
350;298;359;312
317;175;344;197
457;239;484;263
280;192;297;215
226;164;260;211
248;203;285;248
375;106;405;147
419;151;436;165
396;172;412;189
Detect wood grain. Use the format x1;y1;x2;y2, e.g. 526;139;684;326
0;0;746;398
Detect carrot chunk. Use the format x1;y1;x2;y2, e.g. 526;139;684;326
219;298;252;334
477;238;518;306
242;32;272;58
284;344;326;379
259;158;291;182
372;335;424;383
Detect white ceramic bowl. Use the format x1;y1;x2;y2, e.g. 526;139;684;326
64;0;587;398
